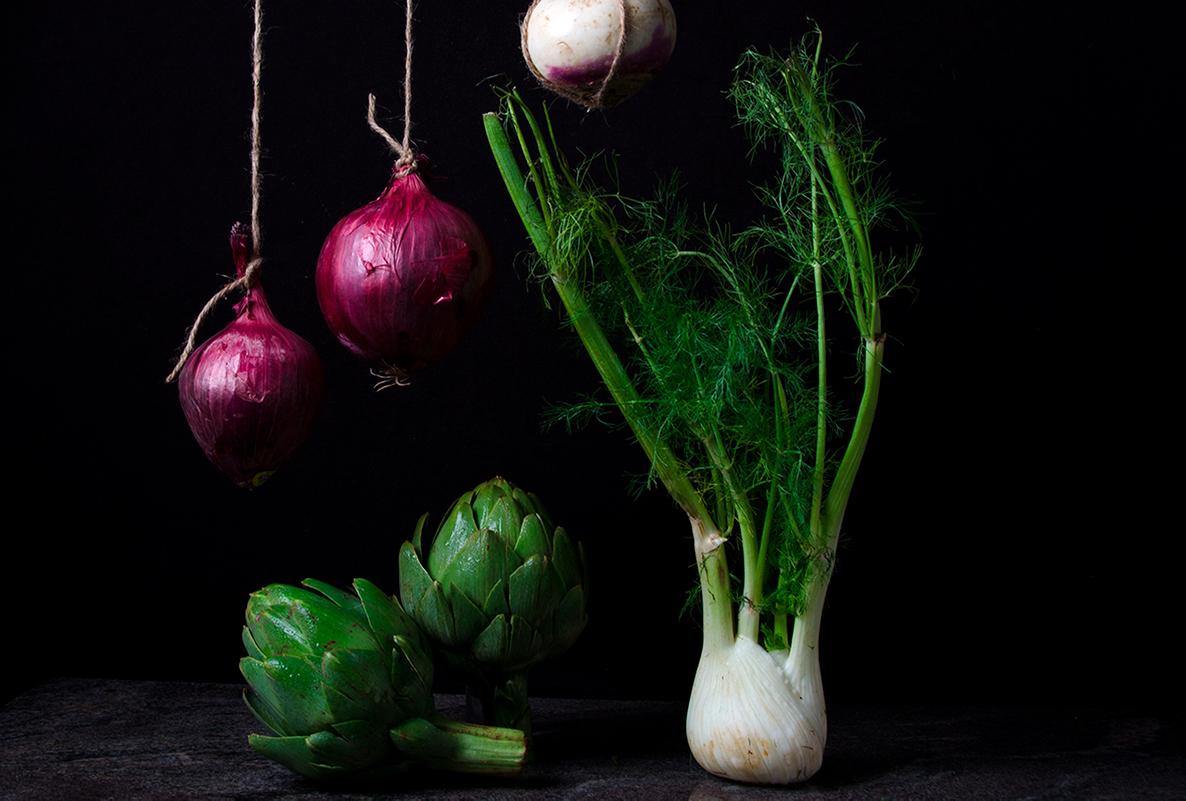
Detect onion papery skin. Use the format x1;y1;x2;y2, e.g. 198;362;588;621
522;0;677;108
179;226;323;488
315;169;493;376
686;637;826;784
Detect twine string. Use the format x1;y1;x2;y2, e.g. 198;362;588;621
368;0;417;174
166;0;266;383
591;0;629;109
401;0;413;159
165;260;262;384
249;0;263;261
366;93;403;153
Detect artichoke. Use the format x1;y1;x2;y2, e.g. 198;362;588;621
241;578;526;780
399;477;587;732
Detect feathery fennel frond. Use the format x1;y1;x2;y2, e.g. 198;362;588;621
487;26;912;647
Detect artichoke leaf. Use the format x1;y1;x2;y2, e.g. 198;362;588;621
507;614;544;668
241;655;333;734
471;614;509;665
247;733;341;779
250;733;406;781
471;479;508;524
245;597;316;657
482;578;510;620
320;648;395;723
507;554;550;623
438;528;511;611
354;578;422;660
301;578;363;615
242;626;265;662
510;485;535;514
484;495;523;544
390;635;434;718
307;720;393;769
427;499;479;577
242;685;288;736
411;512;430;555
394;634;434;693
550;527;583;590
399;542;457;645
447;582;488;644
514;513;550;560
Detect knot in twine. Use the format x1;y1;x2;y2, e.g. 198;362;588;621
367;93;418;176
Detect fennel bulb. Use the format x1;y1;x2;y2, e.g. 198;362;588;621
684;520;829;783
687;636;825;784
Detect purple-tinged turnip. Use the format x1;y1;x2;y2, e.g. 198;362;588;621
521;0;677;108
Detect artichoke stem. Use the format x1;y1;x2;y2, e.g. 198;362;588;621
471;672;532;736
389;717;527;775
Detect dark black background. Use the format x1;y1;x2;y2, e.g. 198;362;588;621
8;1;1171;710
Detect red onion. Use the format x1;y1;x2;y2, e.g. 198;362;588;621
179;224;323;488
521;0;677;108
315;165;493;382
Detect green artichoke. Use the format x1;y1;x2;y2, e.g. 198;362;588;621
399;477;587;732
241;578;526;780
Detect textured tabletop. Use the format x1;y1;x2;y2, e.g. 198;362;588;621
1;679;1182;800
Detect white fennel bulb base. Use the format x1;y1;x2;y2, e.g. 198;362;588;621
686;636;826;784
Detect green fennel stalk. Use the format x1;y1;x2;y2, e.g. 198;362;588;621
484;30;912;783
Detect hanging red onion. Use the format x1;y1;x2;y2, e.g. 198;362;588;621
179;224;323;488
315;165;493;383
521;0;677;108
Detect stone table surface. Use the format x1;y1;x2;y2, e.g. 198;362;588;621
1;679;1182;800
